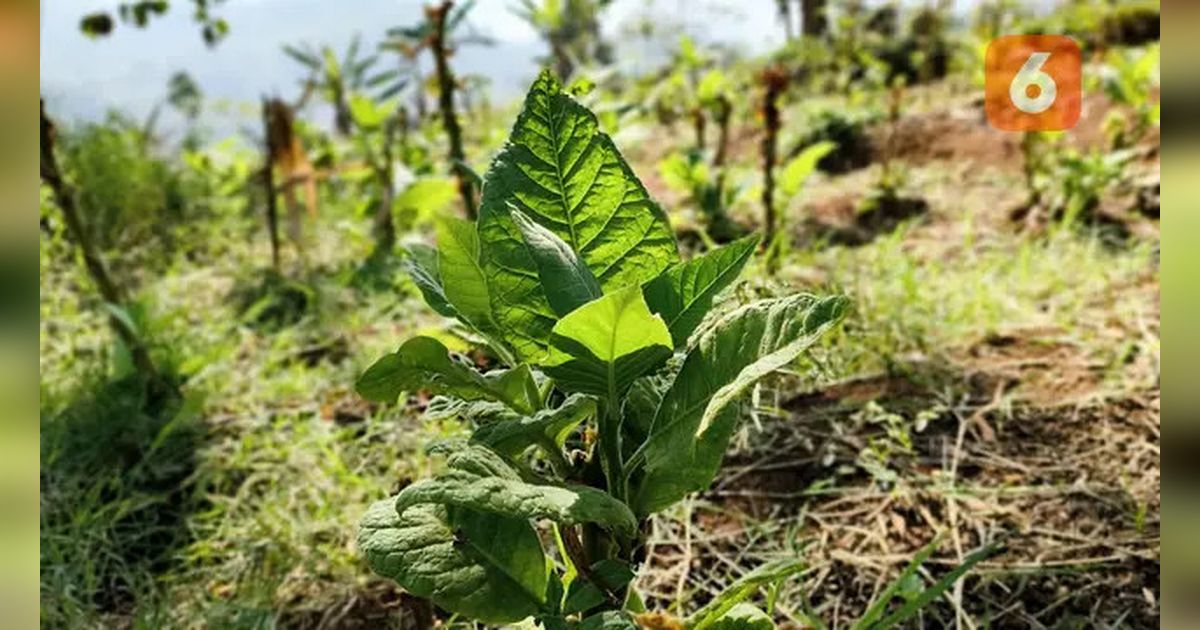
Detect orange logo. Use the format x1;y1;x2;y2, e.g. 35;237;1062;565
985;35;1081;131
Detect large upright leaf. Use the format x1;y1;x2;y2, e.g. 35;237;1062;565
358;500;547;624
477;70;678;360
543;287;673;398
471;393;596;458
633;294;848;515
642;235;759;347
510;208;602;317
403;244;458;318
397;445;638;538
437;216;496;331
357;336;538;414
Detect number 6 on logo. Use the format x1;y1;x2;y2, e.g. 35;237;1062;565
986;35;1080;131
1010;52;1056;114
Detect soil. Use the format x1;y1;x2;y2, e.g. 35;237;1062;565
799;192;930;248
637;326;1160;627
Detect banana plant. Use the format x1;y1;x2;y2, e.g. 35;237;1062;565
355;71;849;628
283;35;406;136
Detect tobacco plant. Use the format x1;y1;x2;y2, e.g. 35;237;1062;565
355;71;848;628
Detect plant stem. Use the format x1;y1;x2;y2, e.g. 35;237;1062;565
428;1;477;220
40;100;159;385
562;526;623;608
367;108;402;258
691;105;706;151
539;438;572;479
598;397;624;502
713;95;731;168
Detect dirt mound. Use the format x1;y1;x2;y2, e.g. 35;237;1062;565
868;94;1134;173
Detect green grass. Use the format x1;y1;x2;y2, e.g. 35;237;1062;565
794;224;1156;390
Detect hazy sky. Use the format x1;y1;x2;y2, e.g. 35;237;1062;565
40;0;1023;131
41;1;784;124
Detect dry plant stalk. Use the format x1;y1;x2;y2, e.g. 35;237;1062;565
263;97;317;262
758;64;788;259
427;0;477;219
40;100;159;384
713;94;732;169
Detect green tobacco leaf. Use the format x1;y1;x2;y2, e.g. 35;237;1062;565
543;287;673;398
357;336;537;414
634;294;848;515
471;394;596;458
690;559;805;630
357;499;546;624
403;244;458;318
397;445;638;538
562;558;636;615
425;397;519;425
706;603;774;630
562;579;606;615
477;70;678;361
779;141;836;200
510;208;602;317
622;368;675;445
439;441;522;478
437;216;497;332
578;611;640;630
642;235;759;347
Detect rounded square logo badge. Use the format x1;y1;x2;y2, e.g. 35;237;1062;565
985;35;1081;131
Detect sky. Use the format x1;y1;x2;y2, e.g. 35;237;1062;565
41;1;784;128
40;0;1028;133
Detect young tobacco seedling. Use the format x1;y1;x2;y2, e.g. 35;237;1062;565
355;70;848;628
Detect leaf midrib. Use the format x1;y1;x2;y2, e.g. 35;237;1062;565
543;93;580;250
